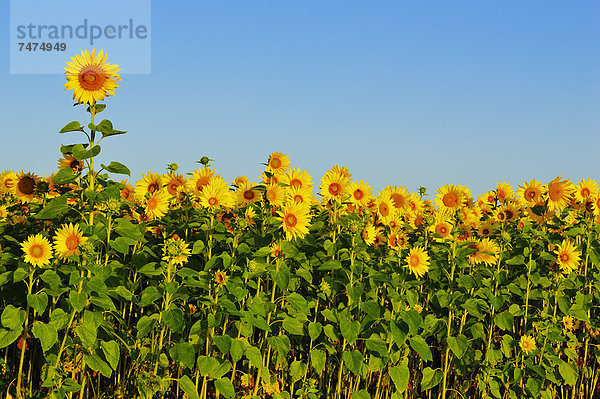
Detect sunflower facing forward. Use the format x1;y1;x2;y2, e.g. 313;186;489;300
64;49;121;105
53;223;88;259
21;234;53;267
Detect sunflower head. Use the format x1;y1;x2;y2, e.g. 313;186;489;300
64;49;121;106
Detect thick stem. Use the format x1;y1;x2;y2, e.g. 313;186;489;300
16;272;34;399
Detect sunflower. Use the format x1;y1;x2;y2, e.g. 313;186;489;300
405;246;430;278
468;238;500;266
495;181;514;202
200;180;233;210
375;196;395;225
53;223;88;259
236;180;260;206
477;220;497;237
64;49;121;105
15;172;40;202
244;207;257;227
430;216;453;241
163;173;187;196
187;166;217;198
379;186;409;213
388;230;407;250
435;184;464;214
57;154;84;172
266;152;291;175
0;170;18;196
320;169;349;203
330;165;352;179
135;172;164;200
278;202;311;240
574;178;599;203
0;205;7;221
233;176;248;186
554;239;581;274
347;180;372;207
264;183;286;207
406;193;424;214
519;335;536;355
547;176;574;212
260;170;280;185
162;237;191;267
562;315;575;331
517;179;545;204
119;179;136;202
282;167;313;191
286;186;313;206
362;224;377;245
21;233;53;267
144;190;171;220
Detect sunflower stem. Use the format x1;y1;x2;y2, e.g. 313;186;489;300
16;271;34;399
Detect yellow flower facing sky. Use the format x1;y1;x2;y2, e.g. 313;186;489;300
519;335;536;355
21;234;53;267
64;49;121;105
278;202;311;240
53;223;87;259
555;239;581;274
405;246;430;278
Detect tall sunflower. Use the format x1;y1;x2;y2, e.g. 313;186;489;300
278;202;311;240
264;183;286;207
517;179;545;204
64;49;121;105
53;223;88;259
200;180;233;210
554;239;581;274
57;154;84;172
0;170;18;196
266;152;291;175
546;176;574;212
320;169;349;203
405;246;430;278
15;172;40;202
575;178;598;203
187;166;217;198
495;181;514;202
135;172;164;200
236;180;260;206
21;234;53;267
144;190;171;220
435;184;464;214
163;173;187;196
348;180;372;207
282;167;313;191
286;186;313;206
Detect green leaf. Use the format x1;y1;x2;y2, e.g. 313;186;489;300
365;334;388;358
83;351;112;377
35;195;70;219
495;312;514;331
170;342;195;369
340;318;361;344
290;360;307;383
310;349;326;373
114;218;144;240
32;322;58;352
101;161;130;176
53;167;77;184
446;334;468;359
110;236;138;254
245;345;263;368
100;340;120;370
69;291;88;312
136;316;156;338
286;292;309;314
214;378;235;399
1;305;26;330
27;292;48;315
308;322;323;341
282;316;304;336
420;367;443;391
559;362;578;386
72;143;101;160
351;390;371;399
163;309;185;333
506;255;525;265
318;259;342;271
197;356;220;377
268;335;291;357
178;375;200;399
389;364;410;393
0;328;21;348
87;104;106;114
50;308;70;330
342;350;363;375
213;335;232;355
192;240;205;254
59;121;85;133
409;336;433;362
75;318;97;348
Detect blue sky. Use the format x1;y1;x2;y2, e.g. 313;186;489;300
2;1;599;197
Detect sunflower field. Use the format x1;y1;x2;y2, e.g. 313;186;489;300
0;50;599;399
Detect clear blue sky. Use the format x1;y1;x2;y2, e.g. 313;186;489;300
2;1;599;197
